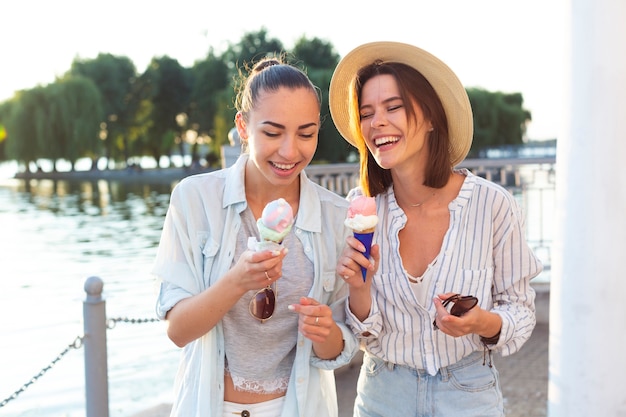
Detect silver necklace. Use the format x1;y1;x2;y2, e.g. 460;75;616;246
410;191;436;207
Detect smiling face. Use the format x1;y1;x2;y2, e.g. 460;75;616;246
359;74;433;172
236;86;319;190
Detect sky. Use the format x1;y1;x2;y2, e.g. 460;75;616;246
1;0;566;140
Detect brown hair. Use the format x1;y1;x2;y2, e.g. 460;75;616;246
235;56;321;122
348;61;452;196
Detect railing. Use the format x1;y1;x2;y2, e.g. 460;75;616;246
0;277;160;417
305;163;361;196
306;157;556;197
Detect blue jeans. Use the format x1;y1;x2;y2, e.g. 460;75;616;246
354;351;504;417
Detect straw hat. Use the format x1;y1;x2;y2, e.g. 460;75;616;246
329;41;473;167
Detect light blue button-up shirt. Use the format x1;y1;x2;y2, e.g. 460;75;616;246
153;154;358;417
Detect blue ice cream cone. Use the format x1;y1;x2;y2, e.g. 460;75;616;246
353;231;374;281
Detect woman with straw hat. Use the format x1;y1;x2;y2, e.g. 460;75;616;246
331;41;542;416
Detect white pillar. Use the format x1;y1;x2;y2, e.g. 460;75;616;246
549;0;626;415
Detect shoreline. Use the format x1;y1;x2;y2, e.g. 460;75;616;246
10;165;214;184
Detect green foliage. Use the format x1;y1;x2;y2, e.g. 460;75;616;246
141;56;193;165
466;88;531;157
5;87;47;170
188;49;230;139
52;77;105;166
69;53;137;165
0;29;533;172
220;28;285;72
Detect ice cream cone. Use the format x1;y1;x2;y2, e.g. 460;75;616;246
345;195;378;282
353;230;374;281
248;198;294;254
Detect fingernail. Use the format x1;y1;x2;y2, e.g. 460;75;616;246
287;304;295;311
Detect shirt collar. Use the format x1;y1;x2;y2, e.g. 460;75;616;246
223;154;248;210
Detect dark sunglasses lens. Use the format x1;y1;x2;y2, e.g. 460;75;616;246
250;288;275;320
450;296;478;317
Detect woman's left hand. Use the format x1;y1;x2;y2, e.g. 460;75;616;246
432;292;482;337
433;293;502;339
289;296;334;344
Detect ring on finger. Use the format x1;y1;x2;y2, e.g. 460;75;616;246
315;316;319;325
264;271;272;281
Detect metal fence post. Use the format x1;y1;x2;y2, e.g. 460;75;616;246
83;276;109;417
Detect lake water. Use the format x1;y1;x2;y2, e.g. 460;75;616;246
0;163;554;417
0;176;181;417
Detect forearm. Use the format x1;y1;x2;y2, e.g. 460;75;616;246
476;309;503;340
166;273;245;347
348;287;372;321
312;322;345;360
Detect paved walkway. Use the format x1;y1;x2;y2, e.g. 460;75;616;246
132;322;548;417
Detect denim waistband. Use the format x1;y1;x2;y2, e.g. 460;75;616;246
370;350;484;377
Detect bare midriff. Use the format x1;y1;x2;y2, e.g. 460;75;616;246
224;373;286;403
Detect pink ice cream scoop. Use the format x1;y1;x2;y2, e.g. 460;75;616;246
345;195;378;233
257;198;294;243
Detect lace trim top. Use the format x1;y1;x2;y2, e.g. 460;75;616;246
222;206;314;394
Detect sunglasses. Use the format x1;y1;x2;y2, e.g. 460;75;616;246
249;282;277;323
433;294;478;330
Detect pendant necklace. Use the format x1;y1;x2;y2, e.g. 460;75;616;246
410;191;436;207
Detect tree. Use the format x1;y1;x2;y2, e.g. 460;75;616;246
69;53;137;167
136;56;193;166
188;49;230;149
5;87;47;172
220;28;285;72
466;88;531;157
47;76;104;170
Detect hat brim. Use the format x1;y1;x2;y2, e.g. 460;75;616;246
329;41;473;167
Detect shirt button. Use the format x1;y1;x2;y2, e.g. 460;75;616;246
297;377;304;384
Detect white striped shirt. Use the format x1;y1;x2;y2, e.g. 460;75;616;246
345;170;543;375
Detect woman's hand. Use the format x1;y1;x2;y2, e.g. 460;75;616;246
289;297;344;359
229;248;287;293
336;236;380;321
336;236;379;287
432;292;502;339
